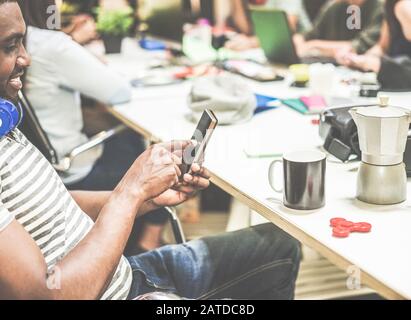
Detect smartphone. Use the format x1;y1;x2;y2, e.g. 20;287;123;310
182;110;218;175
359;84;381;98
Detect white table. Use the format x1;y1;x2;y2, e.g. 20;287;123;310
105;40;411;299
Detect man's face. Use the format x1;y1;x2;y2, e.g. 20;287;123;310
0;2;30;102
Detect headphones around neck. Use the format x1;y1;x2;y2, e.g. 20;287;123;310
0;98;23;137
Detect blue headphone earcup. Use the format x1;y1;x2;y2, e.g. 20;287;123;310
0;99;20;137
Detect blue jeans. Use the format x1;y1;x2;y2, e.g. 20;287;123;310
126;223;301;300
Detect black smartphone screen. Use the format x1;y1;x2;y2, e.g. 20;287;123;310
182;110;217;174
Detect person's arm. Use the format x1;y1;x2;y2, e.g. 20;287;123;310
70;164;211;222
62;14;97;45
71;191;166;222
277;0;302;32
300;14;383;58
69;16;98;45
337;21;389;66
287;14;299;32
0;142;186;300
302;39;352;57
213;0;232;30
300;1;384;58
0;190;142;300
294;0;332;57
395;0;411;41
365;23;389;57
231;0;253;35
70;191;111;221
351;3;385;54
224;34;259;51
54;32;132;105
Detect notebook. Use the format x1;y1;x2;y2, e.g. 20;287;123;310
300;95;327;114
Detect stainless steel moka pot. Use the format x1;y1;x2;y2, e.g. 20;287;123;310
349;96;411;205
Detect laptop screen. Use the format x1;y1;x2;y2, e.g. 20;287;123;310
250;8;300;65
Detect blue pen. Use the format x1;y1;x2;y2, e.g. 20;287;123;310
254;94;281;115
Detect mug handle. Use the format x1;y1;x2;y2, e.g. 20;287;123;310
268;160;283;193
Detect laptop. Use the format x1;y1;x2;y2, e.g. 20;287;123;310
250;8;336;65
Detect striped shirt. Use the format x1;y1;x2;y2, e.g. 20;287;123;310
0;130;132;300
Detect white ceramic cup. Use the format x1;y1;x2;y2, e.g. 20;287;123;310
309;63;337;96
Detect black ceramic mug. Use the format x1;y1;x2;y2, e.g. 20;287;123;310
268;150;326;210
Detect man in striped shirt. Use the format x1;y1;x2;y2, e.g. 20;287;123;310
0;0;301;300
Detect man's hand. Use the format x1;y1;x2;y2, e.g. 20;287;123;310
115;140;193;204
148;164;211;209
293;34;307;57
225;35;259;51
65;15;97;45
335;46;354;65
337;52;381;73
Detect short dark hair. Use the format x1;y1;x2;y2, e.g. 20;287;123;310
16;0;56;30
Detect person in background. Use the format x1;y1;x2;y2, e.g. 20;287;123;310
18;0;169;255
262;0;312;33
217;0;257;51
338;0;411;90
0;0;301;300
59;0;139;43
215;0;312;51
57;0;98;45
293;0;384;59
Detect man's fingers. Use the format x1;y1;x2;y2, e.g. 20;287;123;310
173;184;197;194
159;140;196;153
190;164;211;179
162;164;180;184
172;149;184;160
172;162;182;178
183;174;210;189
171;153;182;166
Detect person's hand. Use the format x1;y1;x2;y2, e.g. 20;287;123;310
338;53;381;73
293;34;306;57
225;35;259;51
69;15;98;45
116;141;194;203
70;14;91;27
149;163;211;208
335;47;355;66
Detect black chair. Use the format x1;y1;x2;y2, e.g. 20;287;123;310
18;91;126;172
17;91;186;244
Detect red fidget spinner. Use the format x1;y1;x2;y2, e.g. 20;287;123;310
330;218;372;238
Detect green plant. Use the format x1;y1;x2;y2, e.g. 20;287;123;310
60;2;79;15
95;7;134;36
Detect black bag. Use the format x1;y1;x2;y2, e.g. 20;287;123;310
319;105;411;176
319;106;364;162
